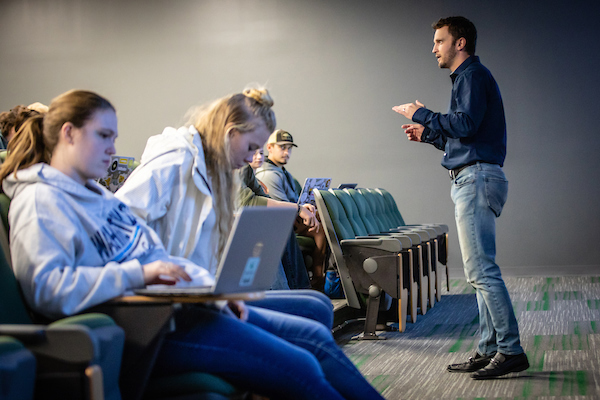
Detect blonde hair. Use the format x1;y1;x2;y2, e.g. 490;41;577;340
0;90;114;185
187;87;276;260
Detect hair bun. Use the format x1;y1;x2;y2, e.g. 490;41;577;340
243;87;274;108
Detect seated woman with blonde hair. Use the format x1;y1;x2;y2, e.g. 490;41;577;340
116;87;333;326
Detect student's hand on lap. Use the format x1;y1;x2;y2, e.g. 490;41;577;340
227;300;248;322
308;220;321;234
299;206;319;233
143;261;192;285
302;204;316;214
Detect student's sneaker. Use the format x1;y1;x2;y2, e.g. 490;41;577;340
447;352;495;373
470;352;529;379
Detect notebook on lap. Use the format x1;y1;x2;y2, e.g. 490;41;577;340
134;207;296;297
297;178;331;207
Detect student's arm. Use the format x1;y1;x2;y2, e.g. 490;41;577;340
238;187;269;207
255;170;289;202
264;198;319;231
10;215;146;319
237;166;269;207
115;150;185;223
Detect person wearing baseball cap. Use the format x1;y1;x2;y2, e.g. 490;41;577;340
267;129;298;149
257;129;328;291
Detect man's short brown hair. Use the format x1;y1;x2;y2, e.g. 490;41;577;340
433;16;477;56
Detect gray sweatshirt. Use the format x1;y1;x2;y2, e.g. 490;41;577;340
3;163;211;319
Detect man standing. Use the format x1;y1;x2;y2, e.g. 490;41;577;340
393;16;528;379
256;130;328;290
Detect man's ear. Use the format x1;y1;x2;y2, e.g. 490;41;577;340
60;122;76;144
456;37;466;51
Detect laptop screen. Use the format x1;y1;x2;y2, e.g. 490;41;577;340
297;178;332;207
134;207;297;297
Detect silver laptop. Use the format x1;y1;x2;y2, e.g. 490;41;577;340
297;178;331;207
135;207;296;297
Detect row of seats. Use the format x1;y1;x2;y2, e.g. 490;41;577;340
313;187;449;338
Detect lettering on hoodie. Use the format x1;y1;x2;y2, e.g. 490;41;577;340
90;203;153;263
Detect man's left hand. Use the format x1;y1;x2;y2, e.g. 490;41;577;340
392;100;425;120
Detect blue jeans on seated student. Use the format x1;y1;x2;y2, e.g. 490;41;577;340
154;305;383;400
270;261;291;290
281;230;311;289
451;162;523;356
251;289;334;328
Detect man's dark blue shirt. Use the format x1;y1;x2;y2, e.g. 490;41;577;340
412;56;507;170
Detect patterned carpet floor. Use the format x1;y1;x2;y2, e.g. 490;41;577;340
338;276;600;400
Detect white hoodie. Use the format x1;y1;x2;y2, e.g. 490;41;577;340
3;164;213;319
116;126;218;275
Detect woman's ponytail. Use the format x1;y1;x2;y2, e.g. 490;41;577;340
0;114;47;186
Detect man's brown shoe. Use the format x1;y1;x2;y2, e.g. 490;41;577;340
447;353;495;373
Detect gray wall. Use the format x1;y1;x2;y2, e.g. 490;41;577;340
2;0;599;274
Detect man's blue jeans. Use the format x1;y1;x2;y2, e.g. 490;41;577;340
451;163;523;356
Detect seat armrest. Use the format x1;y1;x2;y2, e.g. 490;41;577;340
414;226;437;238
341;237;402;252
360;234;412;248
390;231;421;245
401;224;441;235
384;234;412;248
411;223;449;233
390;228;431;241
0;324;97;363
0;324;46;344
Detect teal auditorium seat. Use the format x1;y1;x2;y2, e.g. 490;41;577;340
330;189;419;323
345;189;435;315
0;221;125;400
368;188;450;299
358;189;442;306
0;335;36;400
375;188;449;285
313;188;410;337
344;189;430;315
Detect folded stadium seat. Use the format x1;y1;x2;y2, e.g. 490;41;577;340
0;193;245;400
375;188;449;282
346;189;432;313
330;188;418;324
313;188;409;336
363;188;439;293
358;188;439;307
375;188;450;294
0;335;36;400
0;232;124;400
